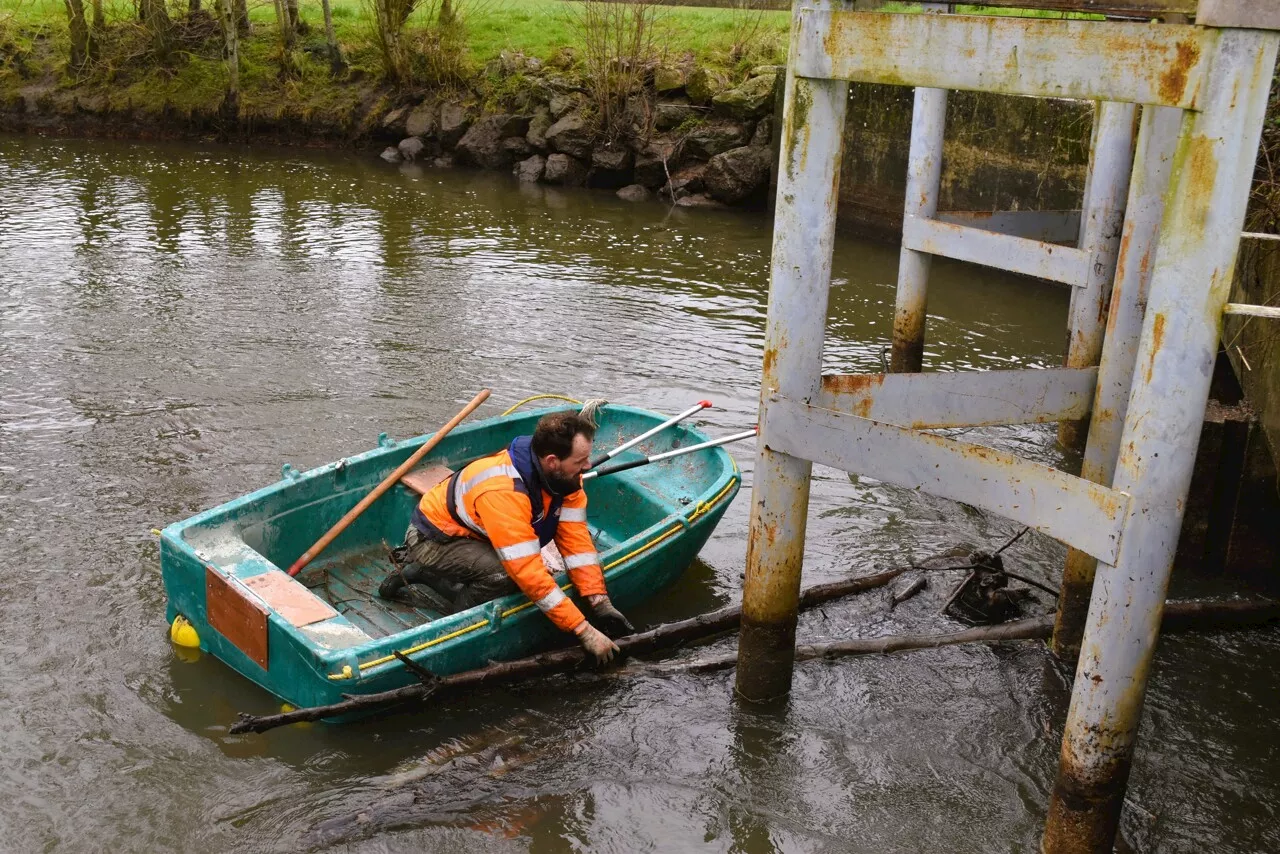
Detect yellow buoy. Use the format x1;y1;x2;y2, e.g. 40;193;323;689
170;615;201;649
280;702;313;728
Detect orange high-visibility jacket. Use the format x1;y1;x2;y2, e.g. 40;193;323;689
415;440;605;632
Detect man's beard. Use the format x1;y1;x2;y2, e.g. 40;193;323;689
544;470;581;495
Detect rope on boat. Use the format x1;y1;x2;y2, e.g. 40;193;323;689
500;394;609;426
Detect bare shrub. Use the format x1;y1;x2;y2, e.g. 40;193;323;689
1247;69;1280;236
726;0;766;65
571;0;665;143
365;0;473;84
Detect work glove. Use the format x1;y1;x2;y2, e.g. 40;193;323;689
589;596;635;637
575;622;620;665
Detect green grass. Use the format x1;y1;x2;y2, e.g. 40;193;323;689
0;0;1101;127
0;0;792;123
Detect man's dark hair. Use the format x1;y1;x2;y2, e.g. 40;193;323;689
531;411;597;459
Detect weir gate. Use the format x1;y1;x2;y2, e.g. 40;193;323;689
734;1;1280;850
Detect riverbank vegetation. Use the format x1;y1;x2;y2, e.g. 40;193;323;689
0;0;791;124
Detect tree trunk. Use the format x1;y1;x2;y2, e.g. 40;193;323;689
139;0;171;54
320;0;345;73
90;0;104;31
233;0;249;34
214;0;240;117
273;0;296;51
64;0;92;69
375;0;408;82
228;563;937;734
631;598;1280;676
286;0;303;34
230;594;1280;735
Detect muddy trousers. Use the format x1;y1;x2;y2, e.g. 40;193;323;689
382;524;517;611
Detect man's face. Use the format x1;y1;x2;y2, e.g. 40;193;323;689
541;433;592;494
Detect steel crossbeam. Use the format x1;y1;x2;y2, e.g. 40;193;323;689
739;4;1280;848
936;210;1082;245
903;215;1092;287
816;367;1097;429
763;396;1129;564
793;11;1214;109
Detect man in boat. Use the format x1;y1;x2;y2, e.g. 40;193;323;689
379;410;633;664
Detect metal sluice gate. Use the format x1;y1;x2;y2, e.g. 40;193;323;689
736;1;1279;850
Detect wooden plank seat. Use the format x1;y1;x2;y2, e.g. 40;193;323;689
399;464;453;496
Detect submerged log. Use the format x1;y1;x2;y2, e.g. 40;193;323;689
230;559;948;734
632;598;1280;676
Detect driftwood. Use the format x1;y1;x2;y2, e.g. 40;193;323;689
229;561;938;734
629;598;1280;677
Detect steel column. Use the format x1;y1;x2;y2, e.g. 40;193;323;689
736;16;849;702
890;86;947;373
1053;106;1183;662
1044;28;1280;853
1058;101;1138;454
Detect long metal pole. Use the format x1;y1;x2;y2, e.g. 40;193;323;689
736;3;849;704
1057;100;1137;454
1044;29;1280;852
889;85;947;373
583;428;756;480
591;401;712;467
1052;106;1182;662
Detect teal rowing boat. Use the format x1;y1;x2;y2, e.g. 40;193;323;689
160;403;741;714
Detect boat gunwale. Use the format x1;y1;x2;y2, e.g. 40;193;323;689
161;404;741;683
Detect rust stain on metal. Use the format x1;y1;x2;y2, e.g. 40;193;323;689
1143;312;1166;384
821;374;884;417
1158;39;1200;106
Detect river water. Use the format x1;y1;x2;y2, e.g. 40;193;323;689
1;133;1277;853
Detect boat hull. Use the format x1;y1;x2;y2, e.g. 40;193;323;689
160;405;740;714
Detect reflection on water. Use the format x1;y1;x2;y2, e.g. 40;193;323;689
1;134;1277;853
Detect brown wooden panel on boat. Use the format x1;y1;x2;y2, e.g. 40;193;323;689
243;571;338;627
400;464;453;496
206;567;269;669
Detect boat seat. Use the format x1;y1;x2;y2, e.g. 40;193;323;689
399;464;454;496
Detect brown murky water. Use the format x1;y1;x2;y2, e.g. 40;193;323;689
1;133;1277;853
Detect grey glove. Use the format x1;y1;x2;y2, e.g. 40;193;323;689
576;623;620;664
590;596;635;636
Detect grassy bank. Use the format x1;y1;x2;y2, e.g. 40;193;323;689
0;0;790;131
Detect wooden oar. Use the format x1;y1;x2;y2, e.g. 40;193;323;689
286;389;491;577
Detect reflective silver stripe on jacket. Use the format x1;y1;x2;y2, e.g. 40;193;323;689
452;463;524;537
535;586;567;612
559;506;587;522
563;551;599;570
496;539;541;562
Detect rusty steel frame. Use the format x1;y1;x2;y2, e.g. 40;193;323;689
763;396;1130;564
903;215;1093;286
936;210;1082;245
1045;27;1280;852
1053;105;1184;662
742;1;1280;850
794;12;1215;108
735;3;850;703
889;85;947;373
1058;101;1139;454
815;367;1097;429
